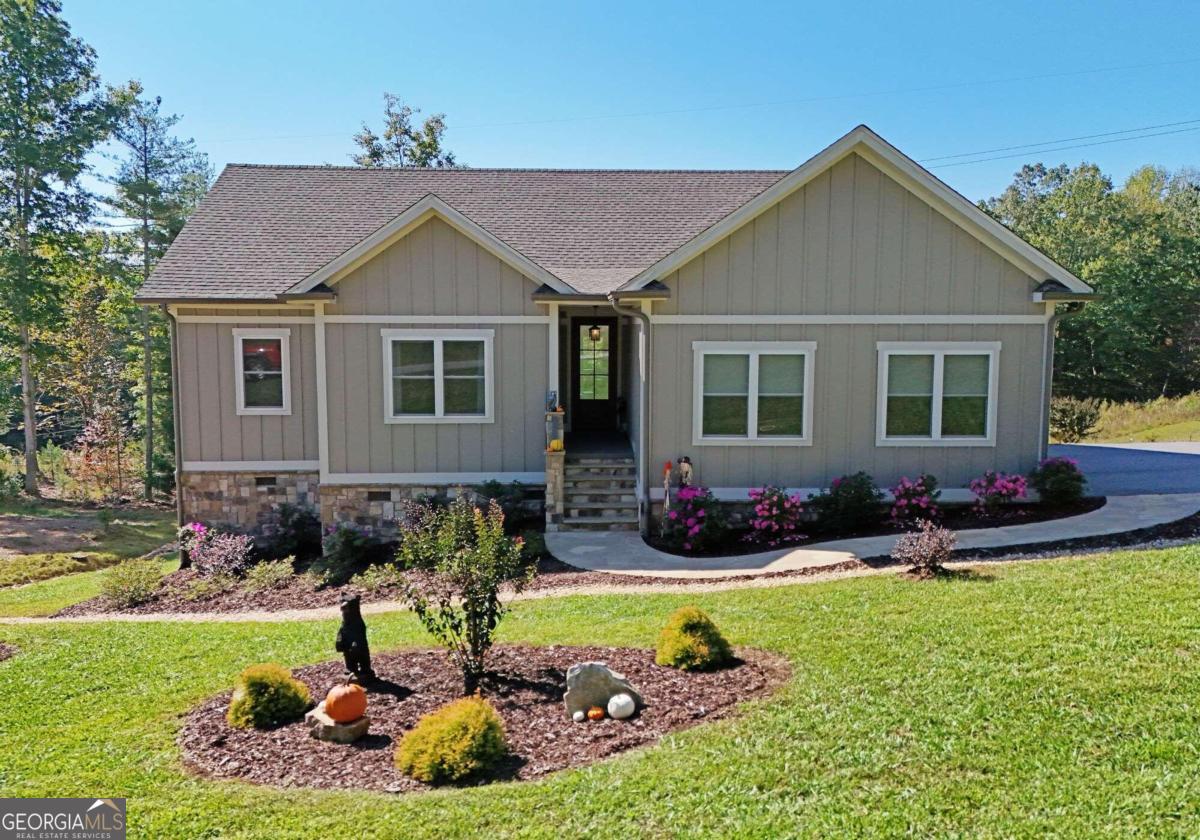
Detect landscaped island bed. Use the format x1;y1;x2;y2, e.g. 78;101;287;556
180;645;788;793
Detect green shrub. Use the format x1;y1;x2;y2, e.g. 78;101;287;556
350;563;403;593
226;663;311;729
398;494;534;692
655;606;734;671
99;560;164;608
396;695;507;784
184;572;237;601
1028;456;1088;506
1050;396;1101;443
243;558;295;592
95;508;116;533
262;504;322;562
808;472;885;534
313;523;393;586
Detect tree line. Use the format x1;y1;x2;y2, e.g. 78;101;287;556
1;0;1195;504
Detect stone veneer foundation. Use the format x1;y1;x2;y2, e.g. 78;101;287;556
180;471;320;533
182;473;546;539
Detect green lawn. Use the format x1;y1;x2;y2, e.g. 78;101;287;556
0;501;175;589
2;546;1200;837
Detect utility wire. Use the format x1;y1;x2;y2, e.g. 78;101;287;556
920;118;1200;162
928;124;1200;168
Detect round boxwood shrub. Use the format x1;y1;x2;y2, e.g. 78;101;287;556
100;559;164;608
655;605;733;671
226;663;312;729
396;695;507;784
1028;456;1087;507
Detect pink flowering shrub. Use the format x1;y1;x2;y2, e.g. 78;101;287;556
1028;456;1087;506
178;521;208;554
180;521;255;577
969;470;1027;514
890;519;957;575
889;474;941;526
744;486;806;547
662;485;727;552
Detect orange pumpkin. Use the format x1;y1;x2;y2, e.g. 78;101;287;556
586;705;605;721
325;682;367;723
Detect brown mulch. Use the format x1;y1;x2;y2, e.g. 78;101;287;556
178;645;790;793
0;643;16;661
649;497;1107;558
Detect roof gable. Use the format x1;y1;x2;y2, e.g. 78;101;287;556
619;125;1093;296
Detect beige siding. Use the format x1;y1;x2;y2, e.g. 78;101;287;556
326;217;541;317
647;152;1048;489
324;323;546;474
177;320;318;463
649;323;1045;489
655;153;1042;317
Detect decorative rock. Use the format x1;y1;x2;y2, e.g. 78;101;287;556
572;710;586;723
607;692;636;720
305;701;370;744
563;662;643;716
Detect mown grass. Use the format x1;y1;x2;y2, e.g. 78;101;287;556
2;546;1200;837
0;504;175;588
0;557;178;617
1090;393;1200;442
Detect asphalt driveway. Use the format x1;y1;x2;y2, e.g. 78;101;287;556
1050;442;1200;496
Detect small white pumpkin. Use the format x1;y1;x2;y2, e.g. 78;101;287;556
572;710;586;723
607;692;636;720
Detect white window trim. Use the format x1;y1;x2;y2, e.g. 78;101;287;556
233;328;292;416
692;341;816;447
875;341;1000;447
381;329;495;424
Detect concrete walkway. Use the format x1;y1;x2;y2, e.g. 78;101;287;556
545;493;1200;579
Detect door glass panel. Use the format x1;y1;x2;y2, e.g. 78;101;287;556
578;325;610;401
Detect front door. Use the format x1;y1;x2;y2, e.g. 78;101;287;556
571;317;618;432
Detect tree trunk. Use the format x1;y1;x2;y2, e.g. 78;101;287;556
19;324;39;496
143;307;153;499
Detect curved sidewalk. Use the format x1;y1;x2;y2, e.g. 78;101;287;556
545;493;1200;579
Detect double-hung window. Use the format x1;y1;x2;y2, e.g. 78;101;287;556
692;341;815;445
876;341;999;445
234;328;291;415
381;329;494;423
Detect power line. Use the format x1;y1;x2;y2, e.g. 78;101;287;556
928;124;1200;168
919;118;1200;162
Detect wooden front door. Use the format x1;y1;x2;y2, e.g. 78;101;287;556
571;317;618;432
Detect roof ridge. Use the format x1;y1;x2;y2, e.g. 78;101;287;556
223;163;791;174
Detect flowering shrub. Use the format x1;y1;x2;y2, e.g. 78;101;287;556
1028;456;1087;507
807;472;885;534
890;519;957;576
313;522;393;586
969;470;1027;514
178;521;208;554
662;485;727;552
889;474;941;526
191;532;256;577
744;486;805;547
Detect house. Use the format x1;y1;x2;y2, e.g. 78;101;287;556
136;125;1095;537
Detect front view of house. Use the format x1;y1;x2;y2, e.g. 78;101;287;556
137;126;1095;536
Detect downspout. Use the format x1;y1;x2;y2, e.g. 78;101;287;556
162;305;188;567
608;295;651;536
1039;301;1086;460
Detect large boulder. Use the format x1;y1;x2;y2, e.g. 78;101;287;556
305;701;370;743
563;662;642;716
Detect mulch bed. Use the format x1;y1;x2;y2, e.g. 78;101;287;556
648;497;1107;558
0;643;16;662
179;645;790;793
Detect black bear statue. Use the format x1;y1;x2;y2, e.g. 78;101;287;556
334;594;375;682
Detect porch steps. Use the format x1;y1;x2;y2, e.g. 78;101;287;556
560;454;639;531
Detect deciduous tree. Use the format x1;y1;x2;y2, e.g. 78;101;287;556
352;93;459;168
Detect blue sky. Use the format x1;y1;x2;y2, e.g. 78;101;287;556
67;0;1199;201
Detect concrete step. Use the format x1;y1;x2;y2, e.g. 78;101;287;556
565;501;638;516
566;455;635;467
559;514;639;531
564;464;637;478
563;490;638;504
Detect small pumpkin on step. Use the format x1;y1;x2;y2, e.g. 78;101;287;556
324;681;368;723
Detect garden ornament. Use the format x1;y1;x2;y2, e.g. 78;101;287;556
677;456;693;487
335;594;376;682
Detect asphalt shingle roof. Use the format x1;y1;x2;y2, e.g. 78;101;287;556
139;165;789;300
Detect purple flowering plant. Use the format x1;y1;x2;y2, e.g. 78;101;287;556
744;486;806;547
662;485;727;552
889;474;941;526
969;470;1027;514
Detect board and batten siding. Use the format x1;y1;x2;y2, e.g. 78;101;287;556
323;216;547;475
650;152;1048;489
176;316;319;464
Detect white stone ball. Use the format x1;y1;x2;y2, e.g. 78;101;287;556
572;710;586;723
607;693;636;720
